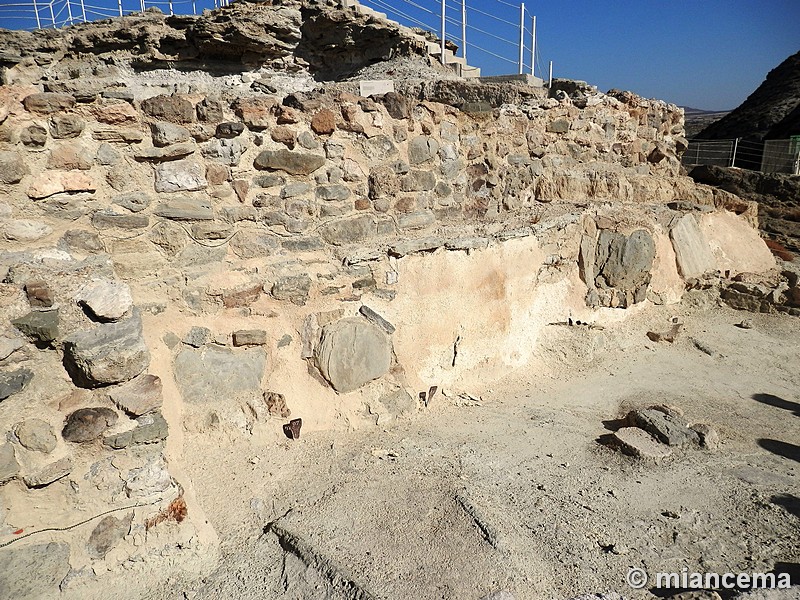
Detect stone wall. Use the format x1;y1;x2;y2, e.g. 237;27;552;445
0;75;778;594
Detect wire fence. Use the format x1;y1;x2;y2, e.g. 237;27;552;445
682;137;800;175
0;0;229;29
0;0;544;79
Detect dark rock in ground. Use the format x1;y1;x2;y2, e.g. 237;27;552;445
0;368;33;401
626;408;700;447
62;406;119;443
265;391;291;417
104;412;168;448
87;513;132;558
108;374;163;416
12;309;60;345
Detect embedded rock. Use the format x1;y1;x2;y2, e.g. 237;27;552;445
151;122;191;146
141;94;195;123
0;368;34;401
610;427;672;461
49;114;85;139
670;214;715;278
254;149;325;175
12;310;60;345
154;197;214;220
626;408;700;447
315;317;392;393
174;345;266;404
0;542;70;599
27;171;96;199
0;443;20;483
154;159;207;193
15;418;57;453
87;513;132;558
104;412;168;448
62;407;118;442
23;456;72;487
23;92;75;114
108;374;163;416
75;279;134;322
0;151;28;184
271;274;311;305
62;314;150;387
4;219;52;242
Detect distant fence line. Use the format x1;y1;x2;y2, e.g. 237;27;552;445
0;0;229;29
683;137;800;175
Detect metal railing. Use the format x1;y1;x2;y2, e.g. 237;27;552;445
358;0;545;77
683;137;800;175
0;0;229;28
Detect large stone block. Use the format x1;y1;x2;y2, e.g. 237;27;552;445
319;214;377;246
670;214;715;278
154;159;207;193
141;94;195;123
254;149;325;175
174;345;266;404
0;151;28;184
49;114;85;139
154;197;214;220
22;92;75;114
315;317;392;393
63;313;150;387
27;171;96;199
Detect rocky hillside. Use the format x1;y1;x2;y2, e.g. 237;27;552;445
698;50;800;141
0;0;445;83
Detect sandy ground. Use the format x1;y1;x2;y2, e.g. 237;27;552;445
64;291;799;600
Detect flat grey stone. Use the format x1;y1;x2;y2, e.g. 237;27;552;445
154;197;214;221
611;427;672;461
271;275;312;305
359;305;396;334
112;191;151;213
62;313;150;387
0;368;33;401
23;456;72;487
254;149;325;175
174;345;266;404
108;374;163;416
87;513;132;558
315;317;392;393
91;211;149;230
0;542;70;598
0;443;20;483
0;336;25;361
319;215;377;246
104;412;168;448
0;150;28;184
183;326;212;348
626;408;700;447
408;135;439;164
12;310;59;345
150;122;191;147
232;330;269;347
15;418;56;453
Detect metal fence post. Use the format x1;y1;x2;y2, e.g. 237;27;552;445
33;0;42;28
548;60;553;87
440;0;446;64
731;137;739;168
80;0;87;22
530;15;536;76
117;0;122;16
168;0;173;14
66;0;74;25
461;0;466;60
518;3;525;74
49;1;55;27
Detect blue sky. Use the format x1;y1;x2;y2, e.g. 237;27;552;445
0;0;797;111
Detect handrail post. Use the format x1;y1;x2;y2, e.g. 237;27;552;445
48;0;55;27
461;0;466;60
117;0;122;16
731;137;739;168
80;0;87;22
530;15;536;76
518;2;525;74
548;60;553;87
66;0;74;24
440;0;446;65
33;0;42;28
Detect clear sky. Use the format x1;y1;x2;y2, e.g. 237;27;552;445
0;0;797;111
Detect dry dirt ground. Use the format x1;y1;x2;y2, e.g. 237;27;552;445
68;291;800;600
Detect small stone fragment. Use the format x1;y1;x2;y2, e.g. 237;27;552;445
265;391;290;418
358;305;396;334
736;319;754;330
283;417;302;439
0;443;20;483
24;280;54;307
62;407;118;443
690;423;720;451
311;109;336;135
626;408;699;447
183;326;212;348
646;323;683;343
233;330;268;347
